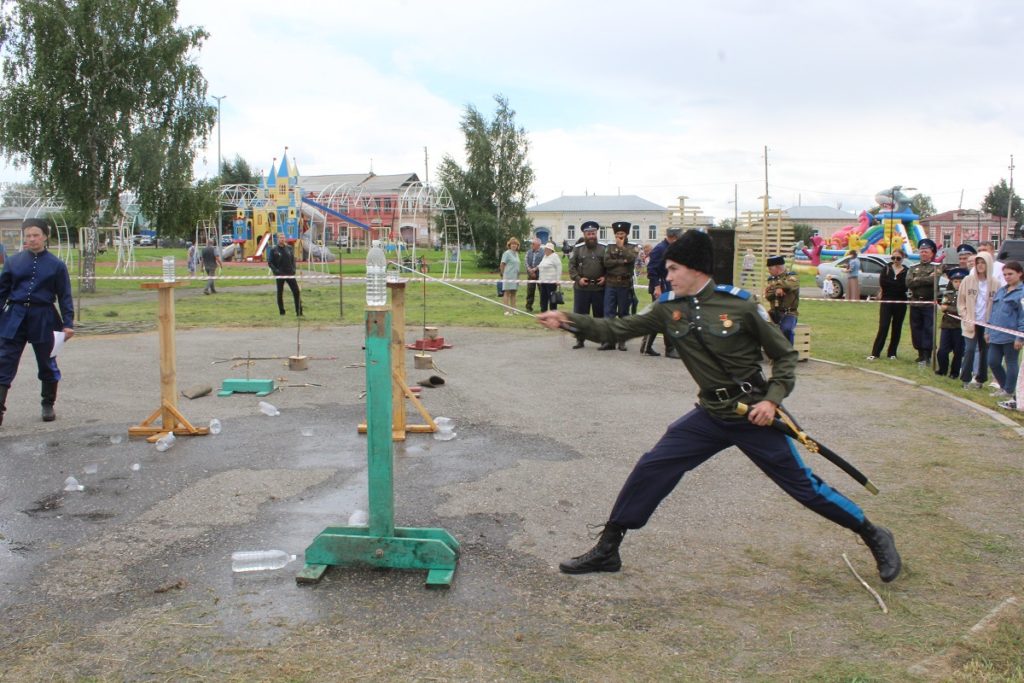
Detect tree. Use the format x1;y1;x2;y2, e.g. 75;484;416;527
791;223;816;246
0;0;214;289
437;94;535;269
718;218;737;231
981;179;1024;224
910;193;935;219
219;154;259;186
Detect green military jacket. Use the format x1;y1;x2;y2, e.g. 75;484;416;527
939;287;960;329
569;242;606;291
764;271;800;314
567;279;797;419
906;262;941;301
603;242;638;288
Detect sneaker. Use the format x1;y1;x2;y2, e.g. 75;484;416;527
998;399;1018;410
916;359;929;366
989;381;1001;389
990;389;1010;399
964;380;982;390
866;355;877;361
887;356;898;360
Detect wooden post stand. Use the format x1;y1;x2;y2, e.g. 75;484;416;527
357;280;436;441
128;282;208;441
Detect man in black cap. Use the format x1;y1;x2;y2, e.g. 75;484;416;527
600;221;637;350
640;227;682;358
0;219;75;425
764;254;800;344
535;229;902;585
907;238;942;364
567;221;606;348
955;243;977;274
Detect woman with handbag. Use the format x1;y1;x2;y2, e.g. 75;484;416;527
538;242;563;312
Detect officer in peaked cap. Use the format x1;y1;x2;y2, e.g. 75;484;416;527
567;221;606;348
954;243;978;273
936;267;968;378
641;227;684;357
906;237;941;364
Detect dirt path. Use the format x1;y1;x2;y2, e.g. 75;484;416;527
0;325;1020;680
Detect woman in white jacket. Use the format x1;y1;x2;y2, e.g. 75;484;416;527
958;250;999;389
537;242;563;312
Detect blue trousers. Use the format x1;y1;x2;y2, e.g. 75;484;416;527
960;333;988;383
573;288;604;318
909;304;934;357
988;342;1021;394
778;314;797;345
608;407;865;532
0;332;61;386
603;286;632;319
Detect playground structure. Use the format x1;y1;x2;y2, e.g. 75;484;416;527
0;183;76;268
794;186;929;268
215;149;468;277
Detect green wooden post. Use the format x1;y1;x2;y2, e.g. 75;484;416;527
364;308;395;537
297;304;459;587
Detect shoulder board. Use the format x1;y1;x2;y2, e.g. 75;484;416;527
715;284;752;300
657;291;678;303
786;271;797;277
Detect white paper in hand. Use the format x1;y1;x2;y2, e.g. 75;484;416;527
50;331;65;358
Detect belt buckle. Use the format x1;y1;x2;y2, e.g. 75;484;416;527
714;387;730;401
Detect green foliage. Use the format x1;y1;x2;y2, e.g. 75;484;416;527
718;218;737;230
0;0;215;227
791;223;816;245
910;193;936;218
219;154;259;185
438;94;535;270
981;178;1024;223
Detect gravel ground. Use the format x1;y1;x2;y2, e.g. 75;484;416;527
0;322;1021;680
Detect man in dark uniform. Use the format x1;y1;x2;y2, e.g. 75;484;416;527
568;221;606;349
600;221;637;350
906;238;941;364
936;267;967;377
0;219;75;425
764;254;800;344
524;238;544;313
640;227;682;358
536;229;902;585
267;232;303;316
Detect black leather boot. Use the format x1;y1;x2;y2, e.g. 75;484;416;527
858;520;901;582
665;346;680;359
559;523;626;574
41;381;58;422
641;334;660;356
572;338;585;349
598;342;615;351
617;342;627;351
0;384;8;427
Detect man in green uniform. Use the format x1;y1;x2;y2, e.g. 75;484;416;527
536;229;902;584
763;254;800;344
568;221;606;349
906;238;941;364
600;221;638;350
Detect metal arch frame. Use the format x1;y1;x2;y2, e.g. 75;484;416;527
18;193;74;268
396;181;469;279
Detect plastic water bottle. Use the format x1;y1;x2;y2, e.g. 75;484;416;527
433;416;456;441
208;418;222;435
365;240;387;306
348;509;369;527
231;549;296;573
258;401;280;417
155;432;176;452
63;476;84;492
162;255;176;283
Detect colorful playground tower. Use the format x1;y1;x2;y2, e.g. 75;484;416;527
231;148;304;261
820;186;927;260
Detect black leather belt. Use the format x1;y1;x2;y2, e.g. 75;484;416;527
701;370;767;402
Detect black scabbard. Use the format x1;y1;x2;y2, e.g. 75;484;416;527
737;403;879;495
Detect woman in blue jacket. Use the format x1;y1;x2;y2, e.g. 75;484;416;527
985;260;1024;401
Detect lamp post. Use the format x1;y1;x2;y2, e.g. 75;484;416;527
209;95;224;240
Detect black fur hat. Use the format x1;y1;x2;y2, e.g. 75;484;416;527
21;218;50;236
665;229;713;275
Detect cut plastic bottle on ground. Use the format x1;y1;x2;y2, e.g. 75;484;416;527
63;476;84;492
258;401;280;417
155;432;176;452
231;549;296;573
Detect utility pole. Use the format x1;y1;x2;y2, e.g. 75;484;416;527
424;146;431;250
1007;154;1015;240
211;95;226;238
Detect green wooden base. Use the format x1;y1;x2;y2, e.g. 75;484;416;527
217;378;275;397
296;525;460;588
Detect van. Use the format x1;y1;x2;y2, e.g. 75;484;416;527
997;239;1024;263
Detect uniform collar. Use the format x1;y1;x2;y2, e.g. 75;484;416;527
691;277;716;303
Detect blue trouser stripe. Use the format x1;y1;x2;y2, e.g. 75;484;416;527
609;406;865;531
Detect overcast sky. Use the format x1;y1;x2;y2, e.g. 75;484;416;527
10;0;1024;222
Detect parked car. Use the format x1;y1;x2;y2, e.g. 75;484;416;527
137;235;154;247
815;254;890;299
998;239;1024;263
335;235;349;248
221;234;234;246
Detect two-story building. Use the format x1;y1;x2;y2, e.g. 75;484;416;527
919;209;1012;251
782;205;860;240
